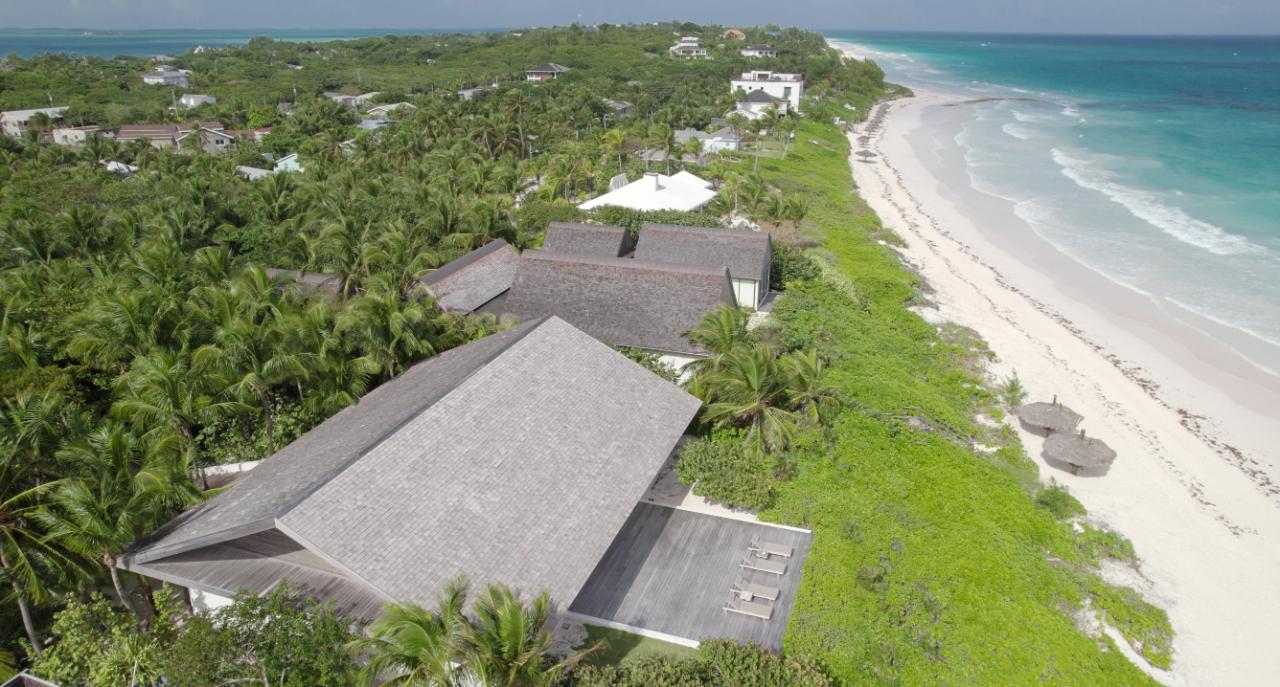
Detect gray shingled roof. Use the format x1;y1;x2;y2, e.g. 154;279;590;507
265;267;343;296
418;239;520;313
122;317;700;614
634;223;772;296
742;89;782;103
501;250;737;356
542;222;631;257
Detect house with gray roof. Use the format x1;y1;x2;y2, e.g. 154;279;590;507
120;316;702;621
417;239;520;314
265;267;344;298
501;250;737;364
526;63;570;81
634;223;772;308
542;222;632;258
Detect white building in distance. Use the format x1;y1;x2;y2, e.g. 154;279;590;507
1;107;69;137
142;68;191;87
731;70;804;112
740;45;777;58
669;36;708;59
179;94;217;109
579;171;716;213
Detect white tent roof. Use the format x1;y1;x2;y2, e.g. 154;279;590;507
579;172;716;213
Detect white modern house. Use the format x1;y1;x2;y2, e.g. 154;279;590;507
731;89;788;121
669;36;708;59
323;91;380;108
179;94;217;109
675;126;741;154
365;102;415;119
526;63;570;81
142;68;191;87
731;70;804;112
274;153;304;174
578;171;717;213
741;45;777;58
52;125;109;146
1;107;68;137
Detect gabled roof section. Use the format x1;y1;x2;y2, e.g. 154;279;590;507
501;250;737;355
418;239;520;313
634;223;772;292
527;63;569;74
282;317;701;609
122;320;543;564
542;222;631;258
742;89;783;103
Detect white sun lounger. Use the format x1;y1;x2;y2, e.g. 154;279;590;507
723;592;773;620
732;577;780;601
750;536;794;559
741;554;786;576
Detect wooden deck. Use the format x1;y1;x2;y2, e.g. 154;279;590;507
569;503;812;651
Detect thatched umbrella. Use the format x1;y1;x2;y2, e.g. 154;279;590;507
1015;396;1082;434
1043;429;1117;475
856;150;877;161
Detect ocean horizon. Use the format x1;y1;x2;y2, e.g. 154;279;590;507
826;31;1280;377
0;28;504;59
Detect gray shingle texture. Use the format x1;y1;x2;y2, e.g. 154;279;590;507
123;317;700;615
634;223;772;299
501;250;737;356
542;222;631;257
418;239;519;313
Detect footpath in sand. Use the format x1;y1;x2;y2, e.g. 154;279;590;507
844;87;1280;686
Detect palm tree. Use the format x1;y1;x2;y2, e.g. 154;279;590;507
684;305;750;374
337;276;443;380
0;446;87;657
601;128;626;173
783;350;840;425
351;577;470;686
463;585;598;687
694;344;800;455
113;349;243;447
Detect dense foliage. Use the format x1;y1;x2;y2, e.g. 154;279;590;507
571;639;832;687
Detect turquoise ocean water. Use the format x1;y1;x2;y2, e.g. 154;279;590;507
0;28;492;59
826;32;1280;374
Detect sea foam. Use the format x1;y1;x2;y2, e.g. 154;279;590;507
1050;148;1266;257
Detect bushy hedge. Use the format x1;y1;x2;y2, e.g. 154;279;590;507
571;640;832;687
675;431;777;510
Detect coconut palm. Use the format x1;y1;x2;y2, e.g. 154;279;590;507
463;584;598;687
351;577;470;686
684;305;750;375
694;344;800;455
112;348;243;446
336;276;443;380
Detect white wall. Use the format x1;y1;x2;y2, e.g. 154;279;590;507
190;587;235;614
731;75;804;112
732;278;760;309
656;352;702;382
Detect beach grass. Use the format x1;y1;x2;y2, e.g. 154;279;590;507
725;94;1171;684
581;625;698;667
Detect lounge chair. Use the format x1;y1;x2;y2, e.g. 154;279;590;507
723;591;773;620
741;554;786;576
732;576;780;601
750;536;794;559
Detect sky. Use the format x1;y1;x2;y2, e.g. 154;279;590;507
2;0;1279;35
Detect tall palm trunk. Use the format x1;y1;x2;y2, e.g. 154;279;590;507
256;386;275;455
108;557;140;620
1;549;42;657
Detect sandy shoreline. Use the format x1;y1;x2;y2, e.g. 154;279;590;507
838;68;1280;685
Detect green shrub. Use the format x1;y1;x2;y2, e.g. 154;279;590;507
1090;582;1174;670
675;432;777;510
570;640;832;687
1078;524;1138;565
1036;482;1087;520
770;241;823;291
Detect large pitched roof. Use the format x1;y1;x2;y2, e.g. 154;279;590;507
742;89;782;103
578;172;717;213
418;239;520;313
123;317;700;613
542;222;631;258
634;223;772;293
501;250;737;356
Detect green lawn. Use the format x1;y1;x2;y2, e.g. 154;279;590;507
581;624;698;667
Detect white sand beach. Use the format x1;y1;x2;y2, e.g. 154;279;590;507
838;64;1280;685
